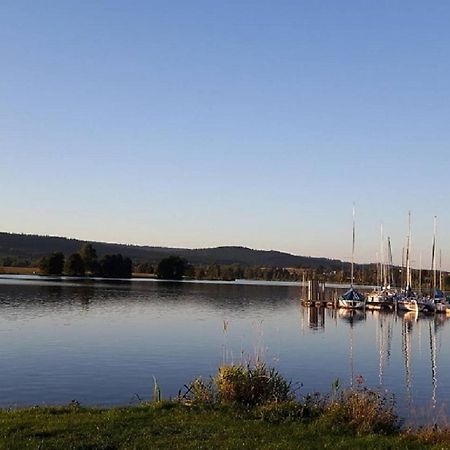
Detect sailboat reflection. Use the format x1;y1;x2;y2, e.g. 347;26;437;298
336;309;366;386
399;312;445;417
338;308;366;325
402;311;414;410
428;321;437;409
376;312;393;386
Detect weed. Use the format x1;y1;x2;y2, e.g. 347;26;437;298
152;376;161;403
179;377;215;405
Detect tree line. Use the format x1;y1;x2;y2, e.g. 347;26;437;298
39;244;132;278
29;247;450;289
147;257;450;289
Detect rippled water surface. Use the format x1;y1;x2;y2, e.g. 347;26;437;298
1;276;448;423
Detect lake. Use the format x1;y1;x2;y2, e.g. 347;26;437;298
0;276;448;424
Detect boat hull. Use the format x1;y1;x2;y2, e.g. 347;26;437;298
366;292;395;310
435;301;448;313
338;299;365;309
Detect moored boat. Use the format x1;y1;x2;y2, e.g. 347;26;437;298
396;212;425;313
339;287;365;309
338;206;366;310
366;287;396;310
433;289;448;313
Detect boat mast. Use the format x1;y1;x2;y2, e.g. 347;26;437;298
379;225;382;290
351;204;355;288
406;211;412;291
376;251;380;289
432;216;437;295
401;246;405;290
439;249;443;291
387;237;393;288
380;224;387;289
419;252;422;296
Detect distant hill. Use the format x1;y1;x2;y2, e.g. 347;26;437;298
0;232;348;270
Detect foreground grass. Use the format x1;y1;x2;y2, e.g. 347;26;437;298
0;402;448;450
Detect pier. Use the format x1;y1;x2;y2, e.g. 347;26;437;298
300;279;337;307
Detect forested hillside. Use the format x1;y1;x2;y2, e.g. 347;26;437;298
0;232;346;270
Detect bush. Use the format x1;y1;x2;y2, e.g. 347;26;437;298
215;363;293;408
180;366;400;436
318;387;400;435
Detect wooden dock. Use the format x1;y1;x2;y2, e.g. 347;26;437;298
300;280;338;307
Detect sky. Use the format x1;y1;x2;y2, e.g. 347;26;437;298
1;1;450;267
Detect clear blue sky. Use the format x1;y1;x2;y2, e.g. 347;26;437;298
1;1;450;267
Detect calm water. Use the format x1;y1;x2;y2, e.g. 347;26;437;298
0;276;448;424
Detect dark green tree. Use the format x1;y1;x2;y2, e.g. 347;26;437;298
97;254;132;278
157;256;187;280
65;253;85;276
39;252;65;275
80;243;97;273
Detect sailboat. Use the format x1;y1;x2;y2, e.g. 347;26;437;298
338;206;365;309
366;226;395;310
430;218;447;313
397;212;423;312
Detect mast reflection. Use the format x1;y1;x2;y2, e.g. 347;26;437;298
402;311;415;410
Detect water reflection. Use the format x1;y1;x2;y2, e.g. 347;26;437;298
298;301;449;423
0;277;450;425
429;321;437;409
307;307;325;330
338;309;366;325
376;312;392;386
394;310;447;423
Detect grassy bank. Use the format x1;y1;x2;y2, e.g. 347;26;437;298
1;402;449;450
2;361;450;449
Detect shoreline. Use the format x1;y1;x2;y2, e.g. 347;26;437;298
0;269;378;289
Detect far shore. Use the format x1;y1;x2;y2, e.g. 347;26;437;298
0;266;155;278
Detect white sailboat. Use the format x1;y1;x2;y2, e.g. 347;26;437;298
430;218;447;313
397;212;422;312
366;226;395;310
338;206;365;309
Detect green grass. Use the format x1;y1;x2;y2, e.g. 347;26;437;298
0;402;447;450
1;364;448;449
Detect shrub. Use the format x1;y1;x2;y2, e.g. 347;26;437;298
318;387;400;435
215;363;293;408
